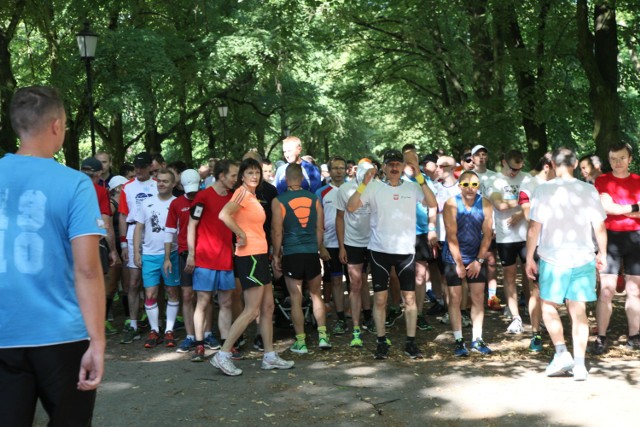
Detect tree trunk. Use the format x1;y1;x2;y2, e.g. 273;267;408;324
576;0;619;162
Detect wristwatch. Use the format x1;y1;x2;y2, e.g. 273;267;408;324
476;258;485;264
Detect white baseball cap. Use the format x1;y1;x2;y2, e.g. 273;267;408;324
471;145;488;156
181;169;201;193
108;175;128;191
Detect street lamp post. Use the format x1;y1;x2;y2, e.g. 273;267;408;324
76;22;98;155
218;105;228;144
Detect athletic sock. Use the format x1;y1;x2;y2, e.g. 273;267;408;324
264;351;277;361
453;330;463;340
574;356;585;367
363;309;372;321
317;326;327;339
336;311;346;322
130;319;138;330
145;302;160;332
488;288;496;299
106;297;113;319
472;325;482;341
555;344;568;354
377;335;387;344
187;335;195;340
121;294;130;317
295;333;306;343
204;331;212;338
165;300;180;332
406;336;415;344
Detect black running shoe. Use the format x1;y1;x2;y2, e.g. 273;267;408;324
592;335;607;355
404;341;424;359
374;342;390;360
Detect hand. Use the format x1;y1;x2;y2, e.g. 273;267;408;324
363;168;376;185
77;341;105;391
455;263;466;279
339;247;348;264
319;246;331;261
134;252;142;269
427;230;438;248
109;250;120;267
596;252;607;272
184;253;195;274
235;233;247;247
121;247;129;265
163;259;172;276
272;253;282;274
506;211;523;227
525;259;538;280
466;261;481;279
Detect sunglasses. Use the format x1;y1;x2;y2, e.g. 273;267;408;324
459;182;480;188
464;157;473;163
507;163;522;172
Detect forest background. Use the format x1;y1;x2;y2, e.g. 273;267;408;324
0;0;638;172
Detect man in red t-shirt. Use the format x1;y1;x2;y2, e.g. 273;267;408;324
185;160;239;361
594;142;640;354
164;169;201;353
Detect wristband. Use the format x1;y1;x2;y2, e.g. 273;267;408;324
120;242;128;248
120;236;127;243
632;204;639;213
415;174;425;185
427;225;436;232
356;183;367;194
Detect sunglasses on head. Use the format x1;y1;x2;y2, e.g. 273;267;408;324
459;182;480;188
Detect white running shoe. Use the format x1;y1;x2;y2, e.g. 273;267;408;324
573;365;588;381
506;317;523;334
211;352;242;376
261;354;295;370
545;352;574;377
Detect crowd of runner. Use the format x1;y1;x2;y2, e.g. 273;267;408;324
90;135;639;381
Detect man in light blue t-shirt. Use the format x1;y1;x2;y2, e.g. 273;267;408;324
0;86;106;425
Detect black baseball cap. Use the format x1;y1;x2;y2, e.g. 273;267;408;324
383;149;403;164
133;151;152;167
81;157;102;172
421;154;438;165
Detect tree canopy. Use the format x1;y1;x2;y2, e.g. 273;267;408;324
0;0;638;171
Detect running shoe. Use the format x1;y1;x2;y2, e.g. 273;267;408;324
230;346;243;360
253;335;264;352
487;295;502;311
191;344;205;362
454;338;469;357
545;352;574;377
471;339;492;355
416;315;433;331
404;341;424;359
177;336;196;353
332;320;347;335
426;302;447;316
362;319;376;334
592;335;607;355
374;341;390;359
318;336;332;349
138;313;149;329
529;334;543;352
350;330;363;348
235;333;247;348
426;289;437;303
461;312;472;328
385;306;404;327
261;354;295;370
573;365;588;381
120;326;141;344
144;330;162;348
105;320;118;336
439;312;450;325
211;352;242;376
204;334;221;350
506;317;523;334
164;330;177;348
290;340;308;354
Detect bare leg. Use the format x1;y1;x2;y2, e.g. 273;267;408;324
193;291;212;341
503;264;521;318
625;277;640;336
221;286;264;352
373;290;388;338
217;290;233;341
402;290;417;337
596;274;617;335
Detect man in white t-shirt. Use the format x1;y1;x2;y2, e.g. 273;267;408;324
488;149;531;334
526;147;607;381
336;159;375;347
119;152;158;344
347;150;437;360
133;170;179;349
